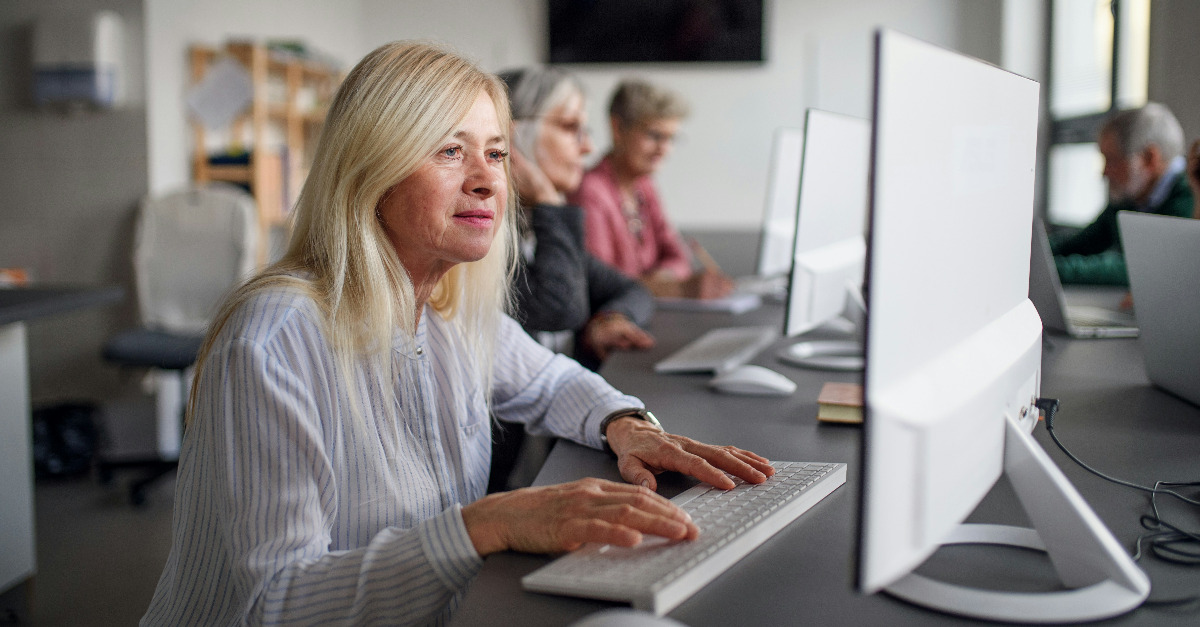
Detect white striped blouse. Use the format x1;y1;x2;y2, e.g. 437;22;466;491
141;284;642;626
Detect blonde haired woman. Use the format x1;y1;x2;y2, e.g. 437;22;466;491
141;42;772;625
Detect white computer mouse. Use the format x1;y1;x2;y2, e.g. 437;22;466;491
708;364;797;396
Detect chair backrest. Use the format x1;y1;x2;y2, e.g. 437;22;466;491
133;183;258;334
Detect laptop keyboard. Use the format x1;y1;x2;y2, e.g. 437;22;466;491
1067;305;1135;328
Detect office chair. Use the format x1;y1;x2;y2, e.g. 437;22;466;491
97;183;258;505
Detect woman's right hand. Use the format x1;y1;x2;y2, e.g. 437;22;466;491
683;268;735;300
460;478;698;556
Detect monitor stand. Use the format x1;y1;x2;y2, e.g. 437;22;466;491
777;338;862;371
778;284;865;371
883;413;1150;623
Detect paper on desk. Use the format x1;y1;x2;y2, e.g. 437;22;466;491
187;56;253;129
655;292;762;314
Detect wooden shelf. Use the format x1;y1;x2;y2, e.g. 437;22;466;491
204;164;252;182
189;41;342;266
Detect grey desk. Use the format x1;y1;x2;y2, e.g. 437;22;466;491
0;286;124;596
452;289;1200;626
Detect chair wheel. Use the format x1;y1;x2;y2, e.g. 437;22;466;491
97;465;114;485
130;486;147;506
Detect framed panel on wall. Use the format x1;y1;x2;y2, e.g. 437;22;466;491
548;0;765;64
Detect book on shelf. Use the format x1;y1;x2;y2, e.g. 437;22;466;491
816;381;863;424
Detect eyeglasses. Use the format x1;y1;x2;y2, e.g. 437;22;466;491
519;116;592;143
624;124;685;147
550;118;592;143
639;128;678;146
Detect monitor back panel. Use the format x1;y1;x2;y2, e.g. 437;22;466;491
792;109;871;260
783;109;871;336
865;32;1040;392
859;29;1042;591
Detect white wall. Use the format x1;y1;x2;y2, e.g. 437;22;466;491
144;0;1025;230
0;0;147;404
1149;0;1200;144
362;0;1002;230
144;0;368;194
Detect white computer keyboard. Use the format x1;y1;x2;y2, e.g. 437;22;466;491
653;325;779;373
521;461;847;615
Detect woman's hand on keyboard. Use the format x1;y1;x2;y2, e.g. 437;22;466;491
605;417;775;491
461;478;699;556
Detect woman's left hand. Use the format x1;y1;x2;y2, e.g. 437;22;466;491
605;417;775;491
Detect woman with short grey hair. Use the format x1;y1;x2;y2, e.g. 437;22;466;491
572;79;735;299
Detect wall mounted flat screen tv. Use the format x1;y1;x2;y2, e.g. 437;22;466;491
548;0;765;64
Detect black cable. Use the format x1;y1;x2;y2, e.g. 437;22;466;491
1035;397;1200;607
1037;397;1200;506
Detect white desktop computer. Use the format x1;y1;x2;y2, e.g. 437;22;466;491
856;29;1149;623
736;128;807;298
777;109;871;371
656;112;870;378
754;127;807;280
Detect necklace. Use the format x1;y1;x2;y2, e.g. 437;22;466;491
620;188;644;240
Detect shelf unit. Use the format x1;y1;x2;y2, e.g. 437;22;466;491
189;41;341;265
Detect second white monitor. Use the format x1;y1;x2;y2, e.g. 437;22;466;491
779;109;871;369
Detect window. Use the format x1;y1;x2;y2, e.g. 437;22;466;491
1047;0;1151;226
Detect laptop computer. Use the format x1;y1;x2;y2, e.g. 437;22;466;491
1118;211;1200;407
1028;219;1138;338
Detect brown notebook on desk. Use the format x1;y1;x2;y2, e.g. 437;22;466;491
816;382;863;424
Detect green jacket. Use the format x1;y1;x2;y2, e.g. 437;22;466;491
1052;174;1194;285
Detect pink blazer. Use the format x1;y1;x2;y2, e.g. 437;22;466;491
569;155;693;280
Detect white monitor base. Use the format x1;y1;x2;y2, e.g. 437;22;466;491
883;416;1149;623
777;340;863;371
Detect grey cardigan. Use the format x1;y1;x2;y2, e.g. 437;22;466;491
513;204;654;335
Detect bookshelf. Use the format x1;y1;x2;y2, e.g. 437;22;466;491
189;41;341;265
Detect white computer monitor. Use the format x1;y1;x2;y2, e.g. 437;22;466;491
777;109;870;371
755;127;807;279
856;29;1148;623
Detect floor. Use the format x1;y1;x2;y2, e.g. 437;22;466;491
2;398;177;627
4;472;175;626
